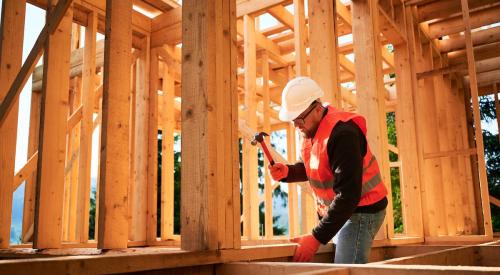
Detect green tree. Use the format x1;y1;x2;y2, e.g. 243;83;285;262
386;112;403;233
88;188;96;240
479;95;500;232
157;132;181;236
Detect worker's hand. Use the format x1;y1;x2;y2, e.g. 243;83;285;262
268;163;288;181
290;234;321;262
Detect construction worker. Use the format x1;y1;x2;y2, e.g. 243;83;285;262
269;76;388;264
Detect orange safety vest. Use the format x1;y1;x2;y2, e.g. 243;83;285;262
302;106;387;217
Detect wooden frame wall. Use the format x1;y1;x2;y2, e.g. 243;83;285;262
0;0;497;261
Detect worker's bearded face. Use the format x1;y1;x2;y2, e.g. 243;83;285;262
293;104;321;139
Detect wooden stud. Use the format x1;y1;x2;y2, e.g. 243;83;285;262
22;92;41;243
462;80;485;234
286;124;299;237
293;0;307;76
262;51;273;239
146;47;160;246
0;0;26;248
242;14;260;241
393;41;423;237
63;30;83;242
129;37;150;243
160;47;176;241
181;0;239;250
76;9;97;243
308;0;341;107
64;75;82;242
98;0;133;249
351;0;392;239
460;0;493;237
405;6;446;238
33;3;73;249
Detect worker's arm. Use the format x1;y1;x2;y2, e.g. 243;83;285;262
268;161;307;182
284;162;308;182
311;121;365;244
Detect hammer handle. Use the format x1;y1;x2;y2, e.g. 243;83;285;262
260;141;275;166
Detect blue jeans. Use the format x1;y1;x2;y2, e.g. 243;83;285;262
332;209;386;264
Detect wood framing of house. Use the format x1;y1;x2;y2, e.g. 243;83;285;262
0;0;499;274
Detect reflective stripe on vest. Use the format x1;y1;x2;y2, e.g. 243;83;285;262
302;106;387;215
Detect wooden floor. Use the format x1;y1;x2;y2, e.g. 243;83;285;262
0;240;499;274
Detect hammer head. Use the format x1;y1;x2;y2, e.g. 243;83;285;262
250;132;269;145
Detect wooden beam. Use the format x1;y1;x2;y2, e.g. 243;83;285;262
351;0;392;239
181;0;240;250
151;6;181;32
286;123;299;238
13;152;38;191
130;36;150;242
378;5;406;45
242;14;260;241
293;0;307;76
33;2;73;249
432;57;461;235
377;246;479;265
147;49;160;244
461;0;493;237
393;40;424;237
417;63;467;79
465;69;500;87
0;0;72;126
428;4;500;39
261;51;273;239
0;0;26;248
98;0;132;249
236;0;291;18
75;9;97;243
417;0;498;23
268;5;294;30
220;262;500;275
439;26;500;53
22;91;41;242
159;49;175;241
308;0;341;107
448;41;500;66
63;75;82;243
490;195;500;208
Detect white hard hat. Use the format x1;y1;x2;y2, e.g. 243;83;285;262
278;76;324;121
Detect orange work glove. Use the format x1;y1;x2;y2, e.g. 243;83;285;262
291;234;321;262
268;163;289;181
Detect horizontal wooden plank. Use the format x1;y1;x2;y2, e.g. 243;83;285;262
375;246;478;265
428;4;500;39
417;0;499;23
236;0;291;18
220;262;500;275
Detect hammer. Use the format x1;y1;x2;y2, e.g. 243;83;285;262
251;132;275;166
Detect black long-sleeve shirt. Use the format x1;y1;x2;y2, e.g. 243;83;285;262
283;119;387;245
